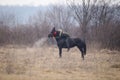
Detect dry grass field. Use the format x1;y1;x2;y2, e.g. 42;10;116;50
0;45;120;80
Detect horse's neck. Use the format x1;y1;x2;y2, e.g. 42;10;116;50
55;37;61;42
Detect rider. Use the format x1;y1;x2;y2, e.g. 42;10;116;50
58;29;70;51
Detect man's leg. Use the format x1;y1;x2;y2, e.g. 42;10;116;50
66;38;70;51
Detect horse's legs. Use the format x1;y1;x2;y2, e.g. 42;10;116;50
77;46;84;60
81;48;84;60
83;44;86;55
66;38;70;52
59;47;62;58
81;50;84;60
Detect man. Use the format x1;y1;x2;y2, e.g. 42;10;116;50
58;29;70;51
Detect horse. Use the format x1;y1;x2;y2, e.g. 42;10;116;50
48;27;86;60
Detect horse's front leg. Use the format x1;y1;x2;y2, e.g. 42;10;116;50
59;47;62;58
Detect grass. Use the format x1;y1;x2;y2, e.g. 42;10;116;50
0;45;120;80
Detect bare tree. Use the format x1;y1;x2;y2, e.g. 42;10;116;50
46;5;75;33
28;10;51;39
68;0;99;40
68;0;120;50
91;0;120;49
0;11;16;44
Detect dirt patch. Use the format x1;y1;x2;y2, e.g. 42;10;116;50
100;49;120;54
111;64;120;68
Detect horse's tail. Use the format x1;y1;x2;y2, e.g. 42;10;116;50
75;38;86;55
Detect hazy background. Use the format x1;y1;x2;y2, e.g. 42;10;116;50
0;1;120;80
0;0;120;50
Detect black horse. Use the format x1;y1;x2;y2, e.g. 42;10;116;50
48;27;86;60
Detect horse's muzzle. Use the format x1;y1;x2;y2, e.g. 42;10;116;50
48;34;53;38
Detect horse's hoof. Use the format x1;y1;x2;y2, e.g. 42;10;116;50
59;56;62;58
67;49;70;52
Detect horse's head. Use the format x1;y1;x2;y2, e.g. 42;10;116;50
48;27;60;38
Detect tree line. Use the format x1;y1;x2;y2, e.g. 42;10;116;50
0;0;120;50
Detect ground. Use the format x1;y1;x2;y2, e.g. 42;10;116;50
0;45;120;80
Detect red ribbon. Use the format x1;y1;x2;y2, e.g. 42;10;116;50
53;31;57;37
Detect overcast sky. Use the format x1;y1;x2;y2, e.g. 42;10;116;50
0;0;66;6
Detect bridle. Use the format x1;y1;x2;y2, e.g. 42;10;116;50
52;30;63;39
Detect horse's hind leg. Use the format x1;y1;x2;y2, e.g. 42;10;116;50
66;38;70;52
77;46;84;60
82;52;84;60
81;49;84;60
82;43;86;55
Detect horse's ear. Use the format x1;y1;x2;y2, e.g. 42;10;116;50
51;27;56;32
